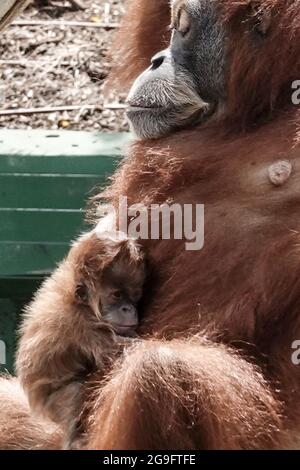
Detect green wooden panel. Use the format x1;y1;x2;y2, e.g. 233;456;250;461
0;277;44;298
0;130;129;164
0;154;121;175
0;243;69;276
0;174;105;209
0;131;128;211
0;209;85;242
0;299;21;373
0;130;131;373
0;279;45;372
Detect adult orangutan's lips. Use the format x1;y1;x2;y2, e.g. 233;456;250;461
127;104;164;112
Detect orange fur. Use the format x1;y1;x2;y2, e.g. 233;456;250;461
0;377;62;450
220;0;300;128
16;231;144;449
89;338;284;449
87;0;300;449
2;0;300;450
87;110;300;449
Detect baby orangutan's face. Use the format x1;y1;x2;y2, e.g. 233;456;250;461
75;260;145;337
100;280;143;337
73;233;146;337
100;259;144;336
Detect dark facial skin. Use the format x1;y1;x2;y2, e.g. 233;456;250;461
126;0;227;140
100;282;143;337
75;267;144;337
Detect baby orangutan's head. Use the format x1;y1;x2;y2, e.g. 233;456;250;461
69;232;146;337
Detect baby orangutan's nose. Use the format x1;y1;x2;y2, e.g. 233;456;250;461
119;304;138;324
109;303;139;337
120;304;133;314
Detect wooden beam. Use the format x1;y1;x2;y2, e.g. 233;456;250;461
12;19;120;28
0;0;30;32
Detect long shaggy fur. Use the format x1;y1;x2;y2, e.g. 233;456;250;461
88;338;284;449
2;0;300;450
88;109;300;449
220;0;300;127
16;232;144;448
87;0;300;449
0;377;62;450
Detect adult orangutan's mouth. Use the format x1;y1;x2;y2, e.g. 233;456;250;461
127;104;164;112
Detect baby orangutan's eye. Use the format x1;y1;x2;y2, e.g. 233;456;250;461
131;289;142;303
111;290;122;300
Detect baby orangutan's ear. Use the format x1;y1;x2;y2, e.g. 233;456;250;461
74;282;89;305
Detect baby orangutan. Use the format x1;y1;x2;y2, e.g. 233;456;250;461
16;231;145;449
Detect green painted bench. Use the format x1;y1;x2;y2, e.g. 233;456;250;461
0;130;130;372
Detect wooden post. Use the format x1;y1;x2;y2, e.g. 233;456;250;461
0;0;30;32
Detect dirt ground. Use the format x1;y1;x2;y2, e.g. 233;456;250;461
0;0;128;132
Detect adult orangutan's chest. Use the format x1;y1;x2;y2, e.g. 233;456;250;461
138;158;300;338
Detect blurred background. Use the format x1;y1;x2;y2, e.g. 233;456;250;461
0;0;127;132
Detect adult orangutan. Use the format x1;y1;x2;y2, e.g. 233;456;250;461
87;0;300;449
2;0;300;450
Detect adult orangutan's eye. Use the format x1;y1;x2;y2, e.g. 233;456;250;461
177;8;191;36
170;8;191;37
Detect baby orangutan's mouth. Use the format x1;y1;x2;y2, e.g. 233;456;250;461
111;324;137;337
